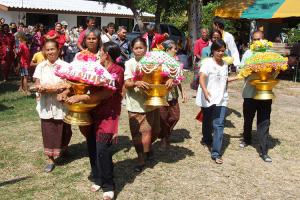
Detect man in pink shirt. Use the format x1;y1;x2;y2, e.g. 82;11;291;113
77;16;96;51
194;28;209;62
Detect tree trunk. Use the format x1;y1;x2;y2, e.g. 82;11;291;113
188;0;202;62
188;0;201;46
131;7;145;33
154;0;165;32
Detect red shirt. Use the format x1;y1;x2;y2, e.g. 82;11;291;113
46;30;66;49
0;32;15;60
92;63;124;140
77;29;87;46
17;43;30;68
194;38;209;57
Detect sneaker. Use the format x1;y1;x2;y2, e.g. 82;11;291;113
261;154;272;162
239;141;250;148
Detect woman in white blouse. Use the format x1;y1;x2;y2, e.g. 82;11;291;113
196;39;236;164
33;40;72;172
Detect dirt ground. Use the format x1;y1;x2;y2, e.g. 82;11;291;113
0;79;299;199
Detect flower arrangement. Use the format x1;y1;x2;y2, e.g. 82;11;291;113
76;50;99;62
250;39;273;52
238;40;288;79
55;51;116;90
135;51;184;83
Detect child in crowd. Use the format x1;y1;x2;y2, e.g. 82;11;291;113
30;47;46;81
124;37;161;172
159;40;187;150
17;33;30;94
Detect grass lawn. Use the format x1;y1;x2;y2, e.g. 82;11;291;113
0;76;300;200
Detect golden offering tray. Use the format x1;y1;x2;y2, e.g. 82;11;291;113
143;84;169;106
141;65;169;107
250;71;279;100
63;81;97;126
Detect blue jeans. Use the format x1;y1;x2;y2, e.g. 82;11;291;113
203;105;227;159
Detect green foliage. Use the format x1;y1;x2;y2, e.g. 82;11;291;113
285;24;300;45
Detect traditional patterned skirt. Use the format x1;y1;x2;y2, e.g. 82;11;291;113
159;99;180;139
41;119;72;157
128;109;160;152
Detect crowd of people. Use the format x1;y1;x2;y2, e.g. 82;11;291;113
0;16;277;200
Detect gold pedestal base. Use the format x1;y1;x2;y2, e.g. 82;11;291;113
63;111;93;126
145;96;168;106
143;84;169;107
250;79;279;100
63;103;97;126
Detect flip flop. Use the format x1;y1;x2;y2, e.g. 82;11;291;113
103;191;114;200
215;158;223;164
91;184;101;192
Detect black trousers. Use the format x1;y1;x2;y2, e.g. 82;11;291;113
201;106;214;145
86;130;114;192
243;98;272;155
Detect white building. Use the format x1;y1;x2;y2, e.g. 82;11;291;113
0;0;154;30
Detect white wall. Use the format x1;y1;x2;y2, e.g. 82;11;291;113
58;14;77;28
0;11;26;24
1;11;120;30
101;16;115;28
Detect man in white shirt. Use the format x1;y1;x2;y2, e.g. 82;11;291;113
239;31;272;162
213;17;240;67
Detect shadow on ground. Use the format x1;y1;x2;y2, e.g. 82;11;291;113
170;128;192;143
0;81;19;93
113;131;194;198
225;107;242;128
251;130;281;154
55;141;88;166
0;104;14;111
0;176;32;187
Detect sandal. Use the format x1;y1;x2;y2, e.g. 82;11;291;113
215;157;223;164
91;184;101;192
44;163;55;173
103;191;114;200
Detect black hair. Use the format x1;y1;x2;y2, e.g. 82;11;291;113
131;36;147;49
103;41;121;62
2;24;9;29
210;39;226;57
213;17;225;30
44;39;59;49
117;26;127;32
107;22;115;28
86;16;95;24
54;22;62;27
162;40;176;51
210;29;222;40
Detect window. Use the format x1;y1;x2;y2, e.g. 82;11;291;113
115;18;134;32
77;16;101;29
169;25;182;37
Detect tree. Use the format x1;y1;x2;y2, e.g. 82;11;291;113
97;0;149;32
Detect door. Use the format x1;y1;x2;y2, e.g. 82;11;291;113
26;13;58;29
